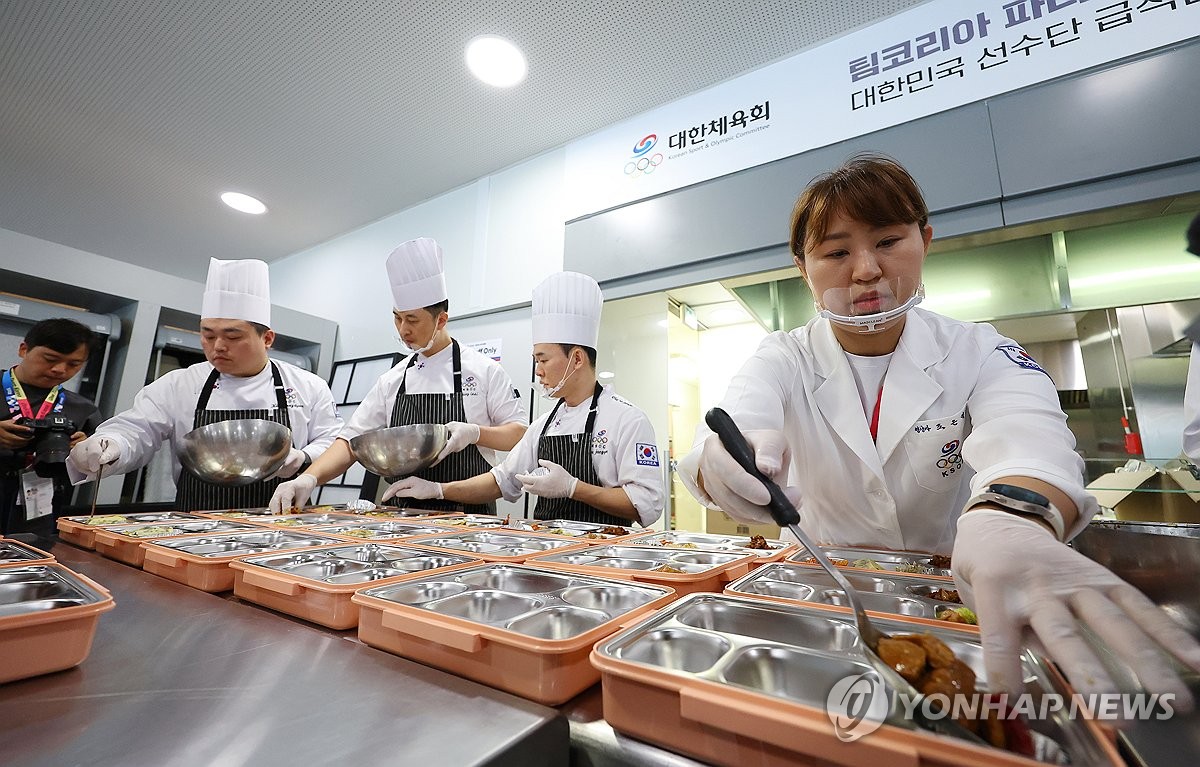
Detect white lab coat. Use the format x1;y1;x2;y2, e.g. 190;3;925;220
1183;342;1200;462
679;308;1096;554
75;360;342;485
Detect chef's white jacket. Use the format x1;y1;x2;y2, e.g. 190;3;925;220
1183;343;1200;462
491;385;664;527
679;308;1097;553
77;360;342;484
339;342;527;466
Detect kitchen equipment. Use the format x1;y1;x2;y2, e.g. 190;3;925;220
92;519;263;566
624;529;797;562
727;562;976;631
348;424;447;477
501;518;639;541
0;539;55;568
592;593;1121;767
0;564;115;684
433;514;513;528
404;530;593;562
57;511;206;549
527;544;756;597
230;543;480;629
307;521;455;542
251;511;365;529
85;437;109;523
178;418;292;485
705;407;982;745
141;530;345;592
788;546;954;580
352;563;675;704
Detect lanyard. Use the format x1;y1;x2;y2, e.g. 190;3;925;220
869;384;884;444
2;368;64;421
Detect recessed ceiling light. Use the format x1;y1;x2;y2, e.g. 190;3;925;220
465;36;527;87
220;191;267;215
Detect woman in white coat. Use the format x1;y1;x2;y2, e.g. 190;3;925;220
680;154;1200;710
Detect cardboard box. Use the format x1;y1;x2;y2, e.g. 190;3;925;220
704;508;780;539
1087;468;1200;523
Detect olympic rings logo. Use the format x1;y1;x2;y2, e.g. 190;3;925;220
624;134;664;177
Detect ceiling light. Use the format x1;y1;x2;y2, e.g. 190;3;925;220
220;192;267;215
708;306;750;325
598;371;615;380
465;36;527;87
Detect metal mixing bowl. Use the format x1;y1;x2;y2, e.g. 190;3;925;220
349;424;447;478
178;419;293;486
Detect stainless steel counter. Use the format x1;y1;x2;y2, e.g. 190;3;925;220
0;540;568;767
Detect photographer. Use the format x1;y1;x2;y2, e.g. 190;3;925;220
1;318;102;539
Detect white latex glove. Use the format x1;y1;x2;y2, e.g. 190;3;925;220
266;448;307;481
432;421;481;466
381;476;443;502
269;474;318;514
695;430;801;525
67;435;121;476
515;460;578;499
954;509;1200;711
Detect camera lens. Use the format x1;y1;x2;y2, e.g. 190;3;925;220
31;416;76;467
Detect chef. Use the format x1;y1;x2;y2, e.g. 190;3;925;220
68;258;342;511
680;154;1200;709
383;271;663;527
269;237;527;514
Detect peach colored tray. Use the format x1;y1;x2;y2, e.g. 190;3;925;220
624;530;798;564
352;564;676;705
525;544;757;597
56;511;204;549
140;531;346;592
229;543;480;629
0;539;55;568
0;565;115;684
591;595;1123;767
402;530;595;563
92;520;264;567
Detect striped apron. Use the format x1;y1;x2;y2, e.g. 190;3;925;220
175;363;291;512
386;339;496;515
534;382;628;526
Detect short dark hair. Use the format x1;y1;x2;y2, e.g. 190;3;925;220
789;153;929;261
249;322;270;336
557;344;597;368
24;318;95;355
423;300;449;319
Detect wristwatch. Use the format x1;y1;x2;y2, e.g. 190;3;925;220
966;483;1066;541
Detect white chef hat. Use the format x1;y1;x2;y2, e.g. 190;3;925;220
201;258;271;326
386;238;447;311
532;272;603;349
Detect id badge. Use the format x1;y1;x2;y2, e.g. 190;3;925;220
20;469;54;520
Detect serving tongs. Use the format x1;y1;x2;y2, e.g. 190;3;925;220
705;408;987;746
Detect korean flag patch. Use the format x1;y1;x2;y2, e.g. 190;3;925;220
635;443;659;467
998;344;1049;378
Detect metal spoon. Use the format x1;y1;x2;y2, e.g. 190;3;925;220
704;407;987;745
85;438;110;525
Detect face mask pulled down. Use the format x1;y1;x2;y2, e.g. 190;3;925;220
816;278;924;334
539;359;580;399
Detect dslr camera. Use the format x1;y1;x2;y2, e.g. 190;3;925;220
26;415;77;475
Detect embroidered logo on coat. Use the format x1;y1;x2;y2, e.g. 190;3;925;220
997;345;1049;377
635;443;659;466
284;387;303;407
463;375;478;396
935;439;963;478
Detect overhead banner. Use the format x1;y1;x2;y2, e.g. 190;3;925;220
564;0;1199;220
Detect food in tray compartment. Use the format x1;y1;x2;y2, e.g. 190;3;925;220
745;535;771;550
340;529;376;538
936;606;978;625
894;562;937;575
125;525;175;538
597;526;628;536
652;564;686;574
545;528;572;535
85;515;129;525
582;533;605;539
211;511;252;518
929;588;962;604
878;633;1031;754
270;518;308;526
802;556;849;567
851;557;885;570
929;554;952;569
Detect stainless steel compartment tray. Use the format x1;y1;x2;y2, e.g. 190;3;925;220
99;519;262;538
534;544;747;574
789;545;953;577
597;594;1103;765
149;530;345;558
62;511;204;526
0;541;51;565
0;565;108;618
629;530;790;557
435;515;513;528
258;512;362;527
728;563;967;621
241;544;476;585
360;563;670;640
502;519;632;539
307;522;451;540
407;530;584;556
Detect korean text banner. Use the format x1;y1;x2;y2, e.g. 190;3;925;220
563;0;1199;220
